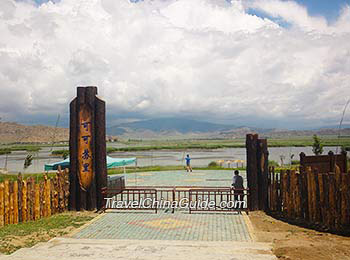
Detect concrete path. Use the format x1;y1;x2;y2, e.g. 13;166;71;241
3;237;276;260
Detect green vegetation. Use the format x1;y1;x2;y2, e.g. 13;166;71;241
107;165;238;175
0;173;56;182
105;137;350;153
51;149;69;159
312;134;323;155
268;160;279;167
291;160;300;165
23;154;34;169
0;148;11;155
208;161;219;167
106;143;243;153
0;212;94;255
0;145;41;153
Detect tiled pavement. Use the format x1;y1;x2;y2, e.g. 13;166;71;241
74;211;251;241
76;170;250;242
121;170;247;187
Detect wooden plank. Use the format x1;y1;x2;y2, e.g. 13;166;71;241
4;180;9;225
27;178;33;221
296;171;302;218
40;182;44;218
313;169;321;223
0;182;4;226
13;181;18;224
328;173;336;230
69;97;79;210
257;139;268;211
17;173;23;223
9;182;14;224
318;173;325;223
95;97;107;210
341;173;348;226
290;170;297;218
322;174;330;229
46;177;51;217
64;169;70;210
306;167;312;221
22;180;27;223
34;183;40;220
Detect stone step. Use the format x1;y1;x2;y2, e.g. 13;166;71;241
1;237;276;260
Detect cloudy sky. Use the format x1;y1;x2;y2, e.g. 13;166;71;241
0;0;349;129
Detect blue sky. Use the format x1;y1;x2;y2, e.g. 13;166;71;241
295;0;349;22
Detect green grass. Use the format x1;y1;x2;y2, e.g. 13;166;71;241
0;145;41;153
107;165;243;175
105;137;350;153
0;148;11;155
0;173;56;182
0;212;94;255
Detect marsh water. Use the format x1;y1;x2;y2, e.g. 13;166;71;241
0;145;341;174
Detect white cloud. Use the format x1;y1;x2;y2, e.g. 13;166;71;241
0;0;349;128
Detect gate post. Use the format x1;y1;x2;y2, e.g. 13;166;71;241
246;134;259;210
246;134;269;211
69;86;107;211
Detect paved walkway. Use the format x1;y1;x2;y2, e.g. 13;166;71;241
6;238;277;260
74;211;251;241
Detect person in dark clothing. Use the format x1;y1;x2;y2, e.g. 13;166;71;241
232;170;244;201
185;154;192;172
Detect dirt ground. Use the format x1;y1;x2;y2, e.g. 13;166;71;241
249;211;350;260
0;211;97;255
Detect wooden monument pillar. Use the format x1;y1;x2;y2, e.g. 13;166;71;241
69;86;107;210
246;134;269;211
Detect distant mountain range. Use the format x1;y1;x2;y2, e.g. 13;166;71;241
0;118;349;143
107;118;238;135
106;118;350;139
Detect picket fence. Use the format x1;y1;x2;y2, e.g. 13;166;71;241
0;168;69;226
268;166;350;232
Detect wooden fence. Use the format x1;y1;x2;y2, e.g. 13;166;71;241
0;168;69;227
267;166;350;232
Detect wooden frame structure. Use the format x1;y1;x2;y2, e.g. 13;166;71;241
69;86;107;210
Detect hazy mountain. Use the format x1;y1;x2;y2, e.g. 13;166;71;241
107;117;350;139
107;118;237;135
0;122;68;144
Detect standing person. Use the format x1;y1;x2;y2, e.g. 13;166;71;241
185;154;192;172
232;170;244;201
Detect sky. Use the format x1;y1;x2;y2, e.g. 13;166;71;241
0;0;350;129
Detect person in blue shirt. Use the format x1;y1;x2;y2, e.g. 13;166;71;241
185;154;192;172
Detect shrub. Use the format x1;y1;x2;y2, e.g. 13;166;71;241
291;160;300;165
208;161;218;167
268;160;279;167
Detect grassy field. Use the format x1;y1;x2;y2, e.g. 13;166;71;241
107;165;244;175
0;172;57;182
0;212;95;255
106;137;350;153
0;145;42;155
2;136;347;155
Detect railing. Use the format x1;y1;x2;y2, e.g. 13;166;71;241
102;187;158;213
101;185;249;214
189;188;249;213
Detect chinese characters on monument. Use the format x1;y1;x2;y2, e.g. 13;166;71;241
78;105;94;191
